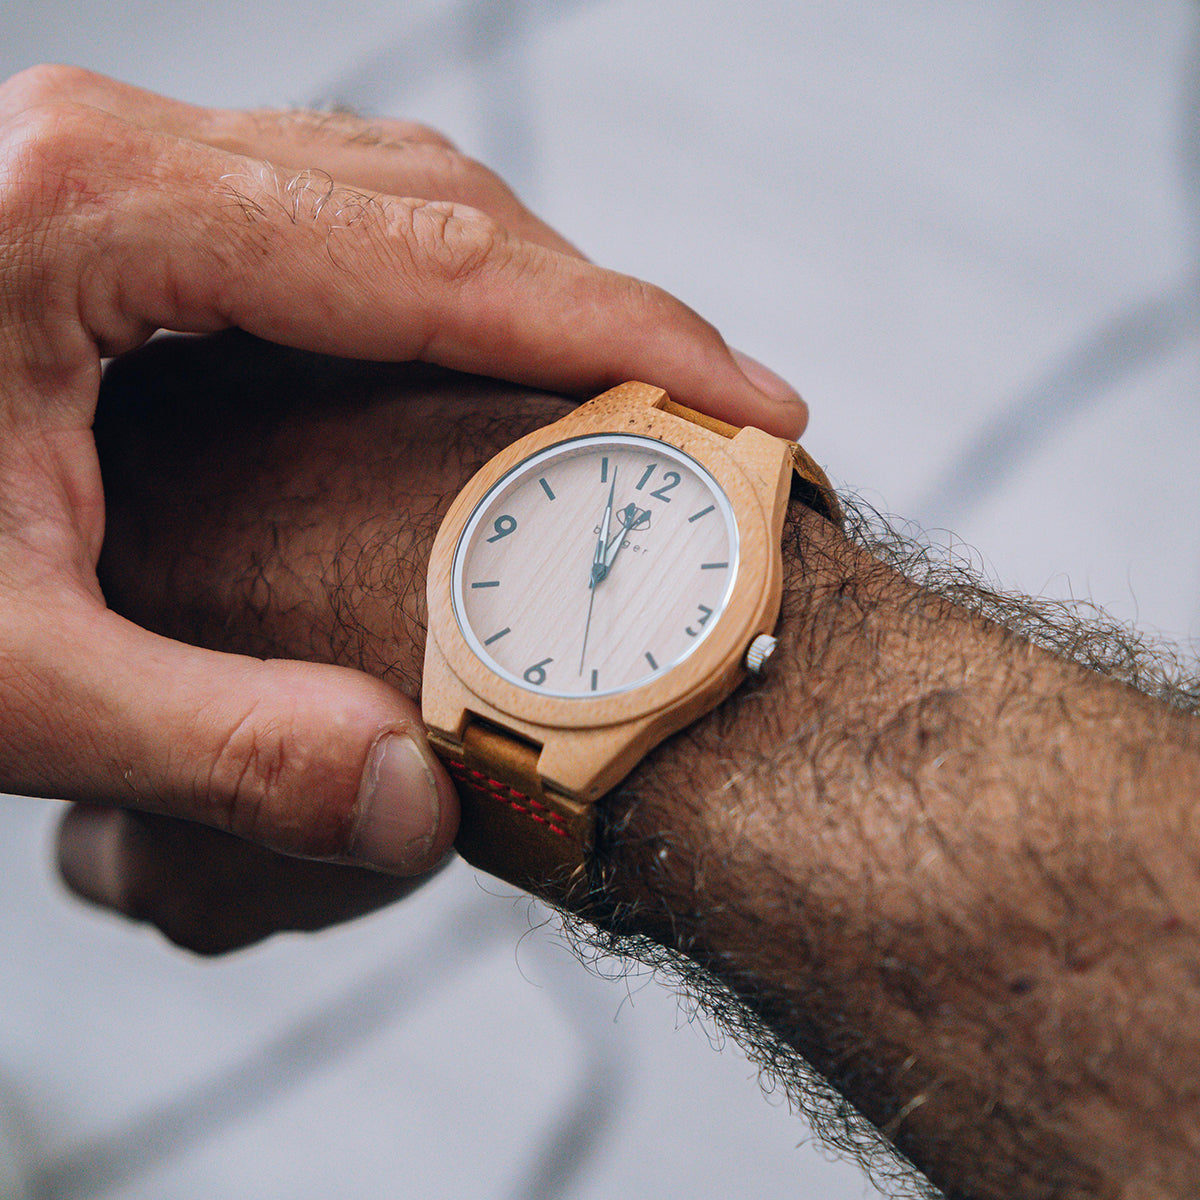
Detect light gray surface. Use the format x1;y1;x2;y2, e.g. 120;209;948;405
2;3;1199;1197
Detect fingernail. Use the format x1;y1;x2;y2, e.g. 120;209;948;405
351;732;442;873
732;349;808;429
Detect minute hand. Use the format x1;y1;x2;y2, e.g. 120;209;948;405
589;473;617;589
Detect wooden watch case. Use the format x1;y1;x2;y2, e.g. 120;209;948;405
422;382;792;805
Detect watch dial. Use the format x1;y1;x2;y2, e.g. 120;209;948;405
451;434;739;698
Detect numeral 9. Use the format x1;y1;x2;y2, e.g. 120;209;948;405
486;514;518;542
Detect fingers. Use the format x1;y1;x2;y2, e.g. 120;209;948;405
0;64;811;954
58;807;437;954
0;102;803;436
0;64;456;148
7;605;458;873
191;110;585;260
0;64;583;258
0;66;806;437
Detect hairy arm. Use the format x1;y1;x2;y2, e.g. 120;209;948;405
600;508;1200;1199
94;333;1200;1200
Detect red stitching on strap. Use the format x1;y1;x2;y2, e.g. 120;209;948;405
446;759;569;839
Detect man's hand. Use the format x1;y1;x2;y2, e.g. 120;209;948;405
84;338;564;951
0;65;806;897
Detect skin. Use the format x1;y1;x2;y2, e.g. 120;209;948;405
89;335;1200;1200
0;66;806;886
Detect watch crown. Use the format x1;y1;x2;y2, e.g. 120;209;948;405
744;633;778;674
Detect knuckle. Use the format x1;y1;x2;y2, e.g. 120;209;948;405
343;113;459;152
205;707;290;840
387;117;457;150
627;275;681;317
255;107;459;154
202;695;358;858
0;64;104;115
0;100;118;212
394;198;508;283
628;274;721;340
246;106;352;146
0;102;124;315
419;144;517;211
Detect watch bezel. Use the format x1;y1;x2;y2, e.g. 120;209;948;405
449;431;741;699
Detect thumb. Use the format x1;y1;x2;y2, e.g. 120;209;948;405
17;607;458;873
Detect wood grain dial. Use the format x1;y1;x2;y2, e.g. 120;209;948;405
451;433;739;698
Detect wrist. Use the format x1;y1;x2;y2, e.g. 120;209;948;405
587;500;861;922
584;494;1004;944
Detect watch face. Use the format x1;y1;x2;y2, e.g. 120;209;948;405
451;433;739;698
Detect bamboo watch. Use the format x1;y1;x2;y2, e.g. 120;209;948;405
422;382;839;902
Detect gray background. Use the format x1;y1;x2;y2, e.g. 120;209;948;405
2;2;1198;1197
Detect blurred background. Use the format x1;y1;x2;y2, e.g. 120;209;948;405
2;2;1199;1197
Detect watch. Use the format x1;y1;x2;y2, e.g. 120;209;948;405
422;381;839;902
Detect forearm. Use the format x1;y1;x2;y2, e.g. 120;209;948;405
97;337;1200;1199
601;502;1200;1198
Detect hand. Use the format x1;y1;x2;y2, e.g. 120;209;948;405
89;337;573;950
0;64;807;915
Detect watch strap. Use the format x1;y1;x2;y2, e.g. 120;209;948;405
431;724;593;901
787;442;842;527
660;399;841;526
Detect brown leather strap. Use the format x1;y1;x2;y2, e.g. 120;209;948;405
660;398;742;439
787;443;842;527
432;725;593;903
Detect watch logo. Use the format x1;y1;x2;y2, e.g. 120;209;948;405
617;504;651;532
594;503;653;556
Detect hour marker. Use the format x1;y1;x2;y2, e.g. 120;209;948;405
600;456;609;482
700;562;728;570
645;652;659;670
688;505;715;523
686;604;714;638
539;477;556;501
471;580;500;588
483;627;511;645
590;669;599;691
635;464;656;491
